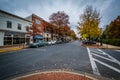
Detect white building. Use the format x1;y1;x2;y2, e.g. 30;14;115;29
0;10;32;46
43;32;51;41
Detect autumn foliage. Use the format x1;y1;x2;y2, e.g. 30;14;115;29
106;16;120;39
49;11;76;40
77;5;101;40
27;11;77;40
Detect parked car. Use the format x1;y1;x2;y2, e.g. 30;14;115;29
46;40;57;45
63;40;70;43
56;40;62;44
47;40;52;45
51;40;56;44
30;40;45;48
82;40;96;44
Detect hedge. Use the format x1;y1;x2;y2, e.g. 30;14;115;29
102;39;120;46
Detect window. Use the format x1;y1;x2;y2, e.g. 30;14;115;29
35;19;40;24
4;37;12;45
7;21;12;28
45;27;50;32
18;23;22;30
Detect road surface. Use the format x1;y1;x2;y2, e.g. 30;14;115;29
0;41;120;80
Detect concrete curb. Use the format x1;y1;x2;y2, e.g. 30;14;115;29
81;44;120;50
9;69;112;80
0;48;22;53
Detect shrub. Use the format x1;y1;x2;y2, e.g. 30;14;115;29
102;39;120;46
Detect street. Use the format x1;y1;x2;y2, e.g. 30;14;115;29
87;48;120;80
0;41;120;80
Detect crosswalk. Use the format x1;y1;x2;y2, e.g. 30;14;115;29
87;48;120;75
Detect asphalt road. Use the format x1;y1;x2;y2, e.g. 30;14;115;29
0;41;120;80
0;41;91;79
87;47;120;80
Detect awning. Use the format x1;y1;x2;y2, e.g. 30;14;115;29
34;35;43;39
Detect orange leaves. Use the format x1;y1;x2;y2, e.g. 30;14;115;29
106;16;120;38
49;11;69;27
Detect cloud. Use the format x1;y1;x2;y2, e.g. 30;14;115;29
0;0;120;36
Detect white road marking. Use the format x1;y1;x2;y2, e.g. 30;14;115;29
90;49;104;55
97;49;106;55
87;48;100;75
98;49;120;66
94;58;120;73
88;48;120;74
91;53;116;63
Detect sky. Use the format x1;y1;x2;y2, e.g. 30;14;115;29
0;0;120;36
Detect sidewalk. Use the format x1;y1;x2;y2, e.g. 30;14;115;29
0;45;29;53
97;43;120;50
82;43;120;50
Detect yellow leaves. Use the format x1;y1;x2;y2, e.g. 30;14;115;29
77;20;101;38
82;34;88;39
77;5;101;39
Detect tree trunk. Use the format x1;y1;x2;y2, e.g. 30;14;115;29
88;34;91;45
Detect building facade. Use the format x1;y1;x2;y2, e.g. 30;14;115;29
26;14;52;42
0;10;32;46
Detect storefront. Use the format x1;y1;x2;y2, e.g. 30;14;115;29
4;31;31;46
0;10;33;46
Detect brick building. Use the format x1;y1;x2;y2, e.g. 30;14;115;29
26;14;44;41
26;14;53;42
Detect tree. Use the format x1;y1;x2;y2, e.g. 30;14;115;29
77;5;101;40
102;25;109;39
63;24;70;36
49;11;70;40
106;16;120;39
68;30;77;40
49;11;69;27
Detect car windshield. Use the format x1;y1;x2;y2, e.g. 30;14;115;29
35;40;42;43
0;0;120;80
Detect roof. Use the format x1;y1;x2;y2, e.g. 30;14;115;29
32;14;44;20
0;9;32;23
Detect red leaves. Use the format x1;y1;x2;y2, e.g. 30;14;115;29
49;11;69;27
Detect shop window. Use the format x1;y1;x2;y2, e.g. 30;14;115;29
4;37;12;45
7;21;12;28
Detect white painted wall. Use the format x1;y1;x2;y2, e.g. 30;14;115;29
43;32;51;38
0;11;32;33
0;11;33;46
